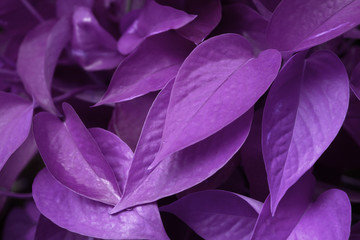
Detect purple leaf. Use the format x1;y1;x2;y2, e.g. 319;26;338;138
287;189;351;240
262;51;349;213
0;92;33;171
71;7;124;71
153;33;281;166
89;127;133;194
176;0;222;44
111;80;253;213
251;173;315;240
98;32;194;104
17;17;71;114
33;103;120;205
267;0;360;52
117;0;196;55
32;169;169;240
161;190;262;240
108;93;156;150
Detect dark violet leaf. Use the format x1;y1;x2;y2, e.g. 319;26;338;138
71;7;124;71
33;103;120;205
262;50;349;213
97;32;194;104
108;93;156;150
287;189;351;240
56;0;94;17
161;190;262;240
33;169;169;240
3;201;39;240
252;0;281;20
35;215;91;240
350;62;360;100
267;0;360;52
0;131;37;211
153;33;281;166
251;173;315;240
0;92;33;171
17;17;71;114
111;80;253;213
89;127;133;194
176;0;222;44
117;0;196;55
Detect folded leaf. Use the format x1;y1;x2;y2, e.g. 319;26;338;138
117;0;196;55
267;0;360;52
71;7;124;71
33;169;169;240
161;190;262;240
17;17;71;114
287;189;351;240
0;92;33;171
98;32;194;104
33;103;120;205
153;33;281;166
111;79;253;213
176;0;221;44
262;50;349;213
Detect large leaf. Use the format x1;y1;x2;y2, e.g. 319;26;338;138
0;92;33;171
98;32;194;104
117;0;196;55
111;79;253;213
71;7;124;71
153;33;281;166
17;17;71;114
262;51;349;213
287;189;351;240
33;169;169;240
161;190;262;240
267;0;360;52
33;103;120;205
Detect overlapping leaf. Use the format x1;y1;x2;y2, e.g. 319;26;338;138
267;0;360;52
33;169;169;240
111;79;253;213
262;50;349;213
153;33;281;166
33;103;121;205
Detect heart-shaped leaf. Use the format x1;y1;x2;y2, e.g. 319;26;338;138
32;169;169;240
267;0;360;52
0;92;33;171
17;17;71;114
33;103;120;205
262;50;349;213
161;190;262;240
153;33;281;166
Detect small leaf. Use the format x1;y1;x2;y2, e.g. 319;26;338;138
33;103;120;205
262;50;349;213
117;0;196;55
